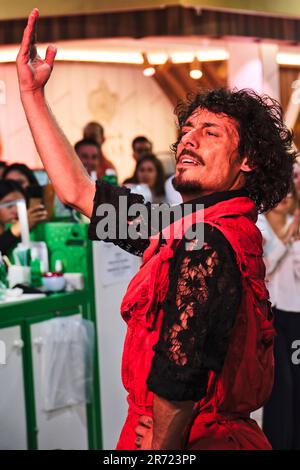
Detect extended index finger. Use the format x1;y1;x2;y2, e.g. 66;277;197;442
18;8;39;61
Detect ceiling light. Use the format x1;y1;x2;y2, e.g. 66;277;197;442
0;45;228;65
56;49;143;64
171;51;194;64
0;45;144;64
147;52;168;65
277;52;300;66
189;58;203;80
142;53;156;77
196;49;229;62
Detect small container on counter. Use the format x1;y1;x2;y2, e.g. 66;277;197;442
42;272;66;292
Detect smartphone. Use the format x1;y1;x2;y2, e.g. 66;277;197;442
27;185;44;209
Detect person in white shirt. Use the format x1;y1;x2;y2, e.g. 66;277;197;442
257;185;300;450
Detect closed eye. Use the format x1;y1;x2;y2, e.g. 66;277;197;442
207;131;219;137
179;131;188;139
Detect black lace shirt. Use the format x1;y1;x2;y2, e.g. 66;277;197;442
89;181;243;402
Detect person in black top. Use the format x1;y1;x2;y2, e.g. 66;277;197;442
16;10;296;449
0;180;47;255
89;180;242;402
0;180;25;255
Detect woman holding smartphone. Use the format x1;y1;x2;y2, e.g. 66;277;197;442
0;180;47;255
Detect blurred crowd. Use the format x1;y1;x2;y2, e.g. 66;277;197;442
0;120;181;257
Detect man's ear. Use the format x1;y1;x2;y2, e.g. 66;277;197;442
240;156;254;172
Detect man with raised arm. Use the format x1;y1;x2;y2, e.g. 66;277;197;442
16;9;296;450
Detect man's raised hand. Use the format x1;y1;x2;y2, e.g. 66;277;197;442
16;8;57;94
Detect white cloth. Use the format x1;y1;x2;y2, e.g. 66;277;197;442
129;183;152;202
164;175;182;205
40;317;94;411
257;214;300;312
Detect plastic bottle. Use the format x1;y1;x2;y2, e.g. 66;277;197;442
54;259;63;274
0;252;7;287
30;247;42;287
102;169;118;186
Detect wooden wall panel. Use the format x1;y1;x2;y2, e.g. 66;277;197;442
1;7;300;45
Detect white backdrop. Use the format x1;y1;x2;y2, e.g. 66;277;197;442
0;61;177;182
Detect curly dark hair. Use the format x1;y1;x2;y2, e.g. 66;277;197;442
171;88;298;213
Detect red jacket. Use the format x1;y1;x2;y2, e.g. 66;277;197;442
116;195;274;450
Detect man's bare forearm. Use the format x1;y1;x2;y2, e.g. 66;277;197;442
17;10;95;217
152;394;196;450
20;90;94;217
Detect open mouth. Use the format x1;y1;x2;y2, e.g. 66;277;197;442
177;155;202;166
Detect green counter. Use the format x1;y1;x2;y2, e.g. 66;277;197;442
0;290;102;450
